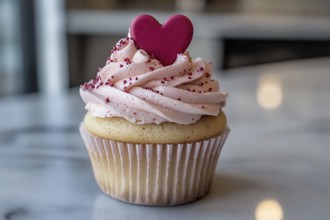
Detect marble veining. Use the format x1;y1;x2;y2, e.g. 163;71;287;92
1;57;330;219
4;207;28;220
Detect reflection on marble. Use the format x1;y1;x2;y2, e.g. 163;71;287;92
255;199;283;220
257;74;283;109
1;58;330;219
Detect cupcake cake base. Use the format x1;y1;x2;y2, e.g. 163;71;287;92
80;124;230;206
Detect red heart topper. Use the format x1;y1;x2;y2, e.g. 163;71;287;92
130;14;194;66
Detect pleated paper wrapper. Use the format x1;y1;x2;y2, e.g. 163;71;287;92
80;124;230;206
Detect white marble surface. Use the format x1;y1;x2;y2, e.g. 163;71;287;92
1;57;330;219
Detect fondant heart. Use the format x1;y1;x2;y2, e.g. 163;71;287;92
130;14;193;66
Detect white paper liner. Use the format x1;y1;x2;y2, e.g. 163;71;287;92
80;124;230;206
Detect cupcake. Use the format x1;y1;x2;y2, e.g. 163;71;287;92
79;14;229;206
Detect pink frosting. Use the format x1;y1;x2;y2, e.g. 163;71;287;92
80;35;228;125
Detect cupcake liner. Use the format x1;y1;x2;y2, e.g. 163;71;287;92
80;123;230;206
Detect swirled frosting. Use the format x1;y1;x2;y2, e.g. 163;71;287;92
80;35;228;125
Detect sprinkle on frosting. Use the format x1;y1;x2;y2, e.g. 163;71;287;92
80;33;228;125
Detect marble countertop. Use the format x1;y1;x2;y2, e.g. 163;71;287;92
1;57;330;219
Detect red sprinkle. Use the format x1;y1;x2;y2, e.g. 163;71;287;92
111;46;117;53
199;83;204;86
205;73;211;78
124;57;132;64
119;64;124;68
149;66;155;71
80;83;88;90
123;80;127;84
81;76;106;90
105;97;110;103
208;88;212;92
135;77;138;80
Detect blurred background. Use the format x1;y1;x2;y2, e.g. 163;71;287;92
1;0;330;96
